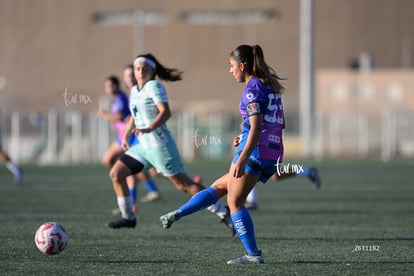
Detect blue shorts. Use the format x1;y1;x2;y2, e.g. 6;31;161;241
117;134;139;147
232;151;277;183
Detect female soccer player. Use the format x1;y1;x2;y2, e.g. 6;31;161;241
106;54;232;232
160;44;285;264
123;64;161;203
97;75;139;212
0;124;21;183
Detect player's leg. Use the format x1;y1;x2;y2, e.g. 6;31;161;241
167;173;231;228
106;155;144;229
148;167;165;178
160;173;230;229
245;186;258;210
102;142;123;168
102;142;139;214
152;140;232;233
226;165;264;264
0;148;22;183
138;171;161;203
272;167;321;188
126;174;138;212
166;173;205;195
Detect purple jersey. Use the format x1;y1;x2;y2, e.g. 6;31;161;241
112;91;131;140
112;91;131;120
239;77;284;160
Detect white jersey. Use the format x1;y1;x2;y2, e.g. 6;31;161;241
129;80;173;148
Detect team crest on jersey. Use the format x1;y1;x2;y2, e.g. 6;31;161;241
246;102;261;116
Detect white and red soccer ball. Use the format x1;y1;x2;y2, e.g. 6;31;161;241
34;222;68;255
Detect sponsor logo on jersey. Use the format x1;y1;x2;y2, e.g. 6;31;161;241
246;102;261;116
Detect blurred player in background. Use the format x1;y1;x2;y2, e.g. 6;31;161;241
97;75;139;212
106;54;233;233
123;64;161;203
0;124;22;183
160;44;287;264
244;158;321;209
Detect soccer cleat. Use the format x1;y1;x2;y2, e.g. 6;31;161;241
160;211;179;229
106;218;136;229
140;192;161;203
245;201;258;210
222;206;236;236
227;250;264;265
308;167;321;189
111;207;121;216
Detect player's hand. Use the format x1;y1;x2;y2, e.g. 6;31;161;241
97;109;107;118
134;127;153;135
233;158;246;178
233;134;242;147
121;138;130;151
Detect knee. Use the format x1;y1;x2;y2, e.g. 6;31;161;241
227;196;245;211
109;167;123;184
137;172;149;181
171;179;193;194
174;182;188;193
102;155;113;168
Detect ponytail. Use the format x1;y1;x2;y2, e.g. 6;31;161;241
135;53;183;82
252;45;285;94
230;44;285;94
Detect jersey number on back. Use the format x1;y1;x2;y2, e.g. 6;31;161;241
264;94;283;124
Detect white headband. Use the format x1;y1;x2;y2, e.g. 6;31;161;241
133;57;156;69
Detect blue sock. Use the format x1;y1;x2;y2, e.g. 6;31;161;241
177;187;218;218
129;188;137;203
144;179;158;193
297;167;310;177
231;208;259;255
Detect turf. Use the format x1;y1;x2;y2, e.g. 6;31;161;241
0;159;413;275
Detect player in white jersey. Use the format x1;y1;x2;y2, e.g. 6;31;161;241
106;54;233;233
123;64;161;203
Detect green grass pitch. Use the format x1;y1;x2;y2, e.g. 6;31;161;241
0;159;413;275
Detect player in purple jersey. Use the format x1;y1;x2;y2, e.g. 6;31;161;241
160;44;285;264
98;75;139;213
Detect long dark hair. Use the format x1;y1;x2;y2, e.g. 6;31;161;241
124;63;134;71
105;75;120;90
136;53;182;82
230;45;285;94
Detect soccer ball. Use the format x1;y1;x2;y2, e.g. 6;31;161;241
34;222;68;255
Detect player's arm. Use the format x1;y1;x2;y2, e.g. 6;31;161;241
97;110;123;122
121;116;135;150
136;102;171;134
233;114;262;178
